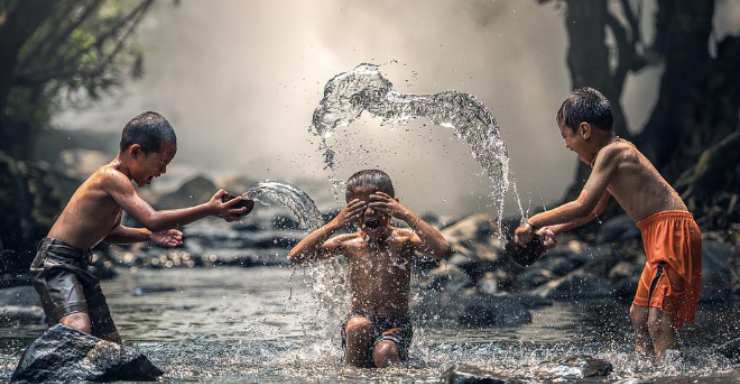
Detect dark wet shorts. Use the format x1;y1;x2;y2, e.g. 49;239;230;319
30;238;118;340
341;310;413;367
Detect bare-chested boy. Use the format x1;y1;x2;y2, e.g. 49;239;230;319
514;88;701;360
30;111;250;343
288;170;450;368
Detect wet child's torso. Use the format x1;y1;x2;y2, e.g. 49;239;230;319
603;139;687;221
341;228;415;321
47;165;124;250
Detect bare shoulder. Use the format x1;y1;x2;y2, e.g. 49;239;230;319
96;165;133;192
597;140;636;166
325;232;362;248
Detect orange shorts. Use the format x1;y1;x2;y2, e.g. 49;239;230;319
632;210;702;329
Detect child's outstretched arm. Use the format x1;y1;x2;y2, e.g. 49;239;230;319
516;144;622;245
288;199;366;263
105;169;247;232
369;192;451;261
545;191;610;235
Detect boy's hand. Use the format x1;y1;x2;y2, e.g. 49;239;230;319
151;229;183;247
209;189;249;222
514;222;534;246
332;199;367;227
368;192;411;221
536;227;557;249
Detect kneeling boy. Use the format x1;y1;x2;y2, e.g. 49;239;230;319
288;169;450;368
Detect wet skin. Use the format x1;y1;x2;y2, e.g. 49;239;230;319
288;187;450;367
46;142;249;340
514;121;691;360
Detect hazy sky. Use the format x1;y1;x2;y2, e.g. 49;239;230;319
52;0;737;216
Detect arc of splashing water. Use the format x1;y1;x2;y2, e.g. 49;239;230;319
310;63;524;235
244;181;324;231
244;181;348;339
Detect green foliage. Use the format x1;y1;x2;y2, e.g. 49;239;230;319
0;0;155;157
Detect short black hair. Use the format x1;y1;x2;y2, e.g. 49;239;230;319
556;87;613;131
345;169;395;200
120;111;177;153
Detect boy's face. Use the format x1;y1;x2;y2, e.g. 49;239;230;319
129;142;177;187
559;121;593;164
347;186;392;238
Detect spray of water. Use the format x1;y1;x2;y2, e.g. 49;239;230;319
310;63;525;233
244;181;348;355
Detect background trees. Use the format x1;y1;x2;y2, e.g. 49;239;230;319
541;0;740;228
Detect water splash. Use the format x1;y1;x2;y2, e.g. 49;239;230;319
244;181;348;351
245;181;324;231
310;63;524;233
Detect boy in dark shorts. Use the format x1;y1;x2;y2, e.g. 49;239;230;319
288;169;450;368
515;88;702;360
31;111;250;343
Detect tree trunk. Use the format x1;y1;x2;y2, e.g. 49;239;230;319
560;0;631;202
0;0;58;157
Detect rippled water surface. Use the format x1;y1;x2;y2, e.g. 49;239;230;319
1;267;739;383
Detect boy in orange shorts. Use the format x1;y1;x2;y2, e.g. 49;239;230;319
515;88;701;360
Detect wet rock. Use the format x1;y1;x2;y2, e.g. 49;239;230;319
132;285;177;296
531;269;613;301
513;267;554;290
597;214;640;243
11;324;163;383
0;152;79;278
553;355;613;378
271;214;300;230
716;337;740;362
477;272;499;295
458;293;532;327
442;365;520;384
504;236;546;267
425;263;472;292
442;214;493;243
0;306;44;325
523;241;589;281
609;261;640;299
155;174;217;210
701;240;734;302
0;286;39;306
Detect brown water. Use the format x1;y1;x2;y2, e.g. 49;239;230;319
1;267;739;383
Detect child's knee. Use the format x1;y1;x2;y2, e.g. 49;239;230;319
372;340;400;367
345;316;373;338
60;312;92;334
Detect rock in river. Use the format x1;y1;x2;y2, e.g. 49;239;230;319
11;324;163;383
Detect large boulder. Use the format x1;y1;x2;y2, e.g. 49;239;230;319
596;215;640;243
442;214;493;244
11;325;163;383
531;269;613;301
154;175;217;210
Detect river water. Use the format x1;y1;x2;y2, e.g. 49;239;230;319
1;266;739;383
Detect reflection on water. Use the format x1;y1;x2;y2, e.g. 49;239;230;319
1;267;739;383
